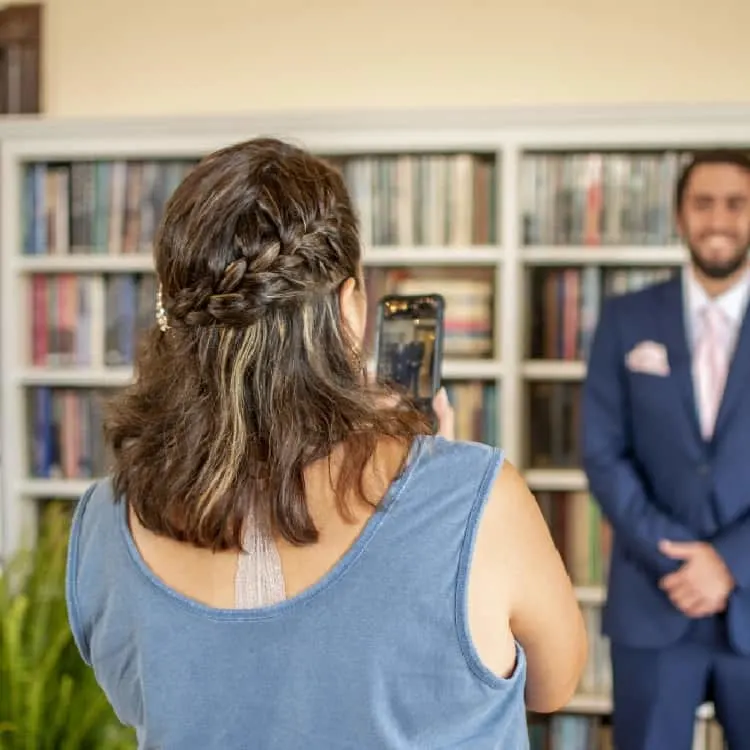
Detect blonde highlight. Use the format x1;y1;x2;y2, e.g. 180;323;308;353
195;327;256;530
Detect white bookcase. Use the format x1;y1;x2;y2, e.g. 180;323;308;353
2;106;748;738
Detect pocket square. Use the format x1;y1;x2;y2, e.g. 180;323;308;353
625;340;670;376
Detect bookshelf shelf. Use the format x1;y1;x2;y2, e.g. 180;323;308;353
17;367;134;387
574;585;606;605
18;478;92;498
363;246;502;266
15;254;155;273
524;468;587;491
20;361;503;389
14;246;502;274
2;107;745;737
564;694;614;715
442;359;503;379
522;360;585;380
521;246;686;265
564;694;714;721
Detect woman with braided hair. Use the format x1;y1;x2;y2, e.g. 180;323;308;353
65;137;586;749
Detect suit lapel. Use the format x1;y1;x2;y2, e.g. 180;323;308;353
713;302;750;438
658;276;702;441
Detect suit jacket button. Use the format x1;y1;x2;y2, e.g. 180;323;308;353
698;463;710;475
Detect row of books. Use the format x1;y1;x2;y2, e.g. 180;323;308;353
522;150;693;247
536;491;610;588
326;154;497;246
443;382;498;445
528;715;724;750
28;268;495;367
23;149;723;257
528;715;612;749
21;153;498;255
364;268;495;358
29;273;157;367
528;266;676;360
577;606;612;698
26;381;497;480
30;264;693;370
23;160;196;256
528;382;581;469
29;387;109;480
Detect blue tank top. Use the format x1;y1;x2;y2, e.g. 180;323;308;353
66;435;529;749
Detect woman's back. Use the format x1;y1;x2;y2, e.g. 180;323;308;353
67;435;579;749
65;137;586;747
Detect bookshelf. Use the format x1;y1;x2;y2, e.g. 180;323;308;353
3;106;748;747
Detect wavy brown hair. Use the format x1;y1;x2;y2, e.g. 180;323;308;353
104;137;430;551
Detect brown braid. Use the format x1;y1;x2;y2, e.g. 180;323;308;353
165;225;346;329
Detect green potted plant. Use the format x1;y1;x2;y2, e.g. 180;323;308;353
0;502;136;749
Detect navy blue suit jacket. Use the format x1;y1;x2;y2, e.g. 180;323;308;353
582;274;750;654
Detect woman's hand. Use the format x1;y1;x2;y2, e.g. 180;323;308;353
374;383;454;440
432;387;455;440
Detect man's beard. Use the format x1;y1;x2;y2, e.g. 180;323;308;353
687;235;750;280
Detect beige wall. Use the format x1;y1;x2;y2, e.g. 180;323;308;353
44;0;749;118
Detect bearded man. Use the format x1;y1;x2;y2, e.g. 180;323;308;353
582;150;750;750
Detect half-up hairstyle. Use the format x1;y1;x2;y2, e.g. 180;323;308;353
104;137;431;551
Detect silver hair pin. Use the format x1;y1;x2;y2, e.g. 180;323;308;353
156;283;170;332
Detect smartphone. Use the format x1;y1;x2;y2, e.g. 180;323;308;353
373;293;445;423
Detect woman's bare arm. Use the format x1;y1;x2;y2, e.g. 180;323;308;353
475;460;588;713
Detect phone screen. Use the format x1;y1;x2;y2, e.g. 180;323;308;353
375;294;444;405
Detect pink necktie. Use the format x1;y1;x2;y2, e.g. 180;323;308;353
693;305;730;440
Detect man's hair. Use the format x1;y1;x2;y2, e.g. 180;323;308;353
104;137;430;551
675;149;750;211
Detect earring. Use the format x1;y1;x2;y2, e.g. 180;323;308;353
156;283;170;332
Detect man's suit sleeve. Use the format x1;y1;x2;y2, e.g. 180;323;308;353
581;296;698;579
712;513;750;589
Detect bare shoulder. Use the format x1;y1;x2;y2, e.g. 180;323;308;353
472;460;556;579
470;458;587;713
480;460;561;572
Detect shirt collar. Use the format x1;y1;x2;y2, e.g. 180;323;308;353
684;264;750;327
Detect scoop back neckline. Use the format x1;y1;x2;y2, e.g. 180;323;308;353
116;435;426;622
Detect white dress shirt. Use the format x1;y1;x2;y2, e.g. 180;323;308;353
682;265;750;358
